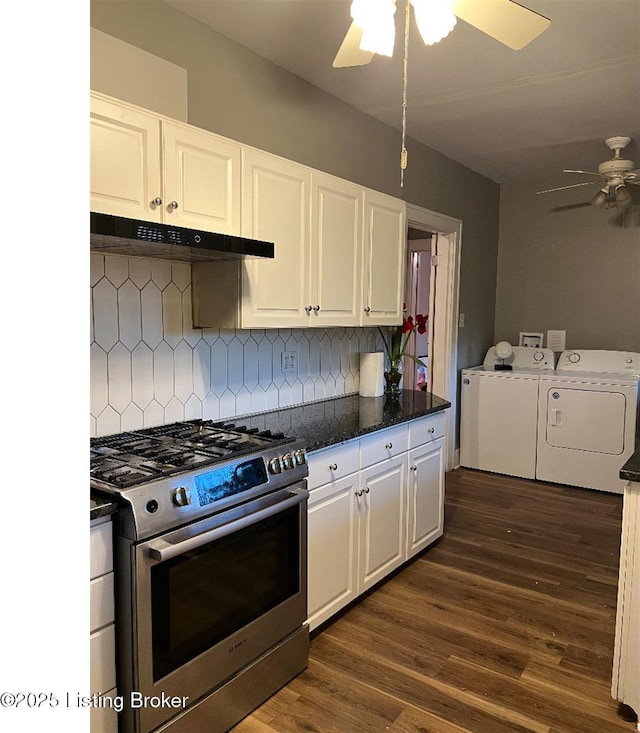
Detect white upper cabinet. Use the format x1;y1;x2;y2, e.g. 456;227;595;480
309;172;363;326
162;121;241;234
240;148;311;328
91;95;162;221
90;92;241;235
91;92;407;329
362;190;406;325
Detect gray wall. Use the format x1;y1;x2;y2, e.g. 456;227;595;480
496;182;640;352
90;0;500;373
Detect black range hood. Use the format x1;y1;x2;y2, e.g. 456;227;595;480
90;212;274;263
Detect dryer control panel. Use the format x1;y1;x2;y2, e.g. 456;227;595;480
556;350;640;374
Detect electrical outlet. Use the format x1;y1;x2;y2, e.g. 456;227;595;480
282;350;297;373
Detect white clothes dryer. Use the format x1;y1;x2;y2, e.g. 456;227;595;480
460;346;555;479
536;350;640;494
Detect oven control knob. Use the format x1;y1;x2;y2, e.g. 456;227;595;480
281;453;295;470
293;449;306;466
268;457;282;474
171;487;191;507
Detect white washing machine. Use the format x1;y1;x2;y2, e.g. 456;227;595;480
460;345;555;479
536;350;640;494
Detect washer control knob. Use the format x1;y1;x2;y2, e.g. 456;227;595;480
281;453;295;470
533;350;544;362
171;487;191;507
568;352;581;364
293;449;306;465
268;457;282;474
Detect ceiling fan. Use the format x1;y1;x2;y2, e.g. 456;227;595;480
333;0;551;68
537;137;640;210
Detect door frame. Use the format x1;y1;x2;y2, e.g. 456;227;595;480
406;203;462;471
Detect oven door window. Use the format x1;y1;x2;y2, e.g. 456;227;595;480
150;505;300;681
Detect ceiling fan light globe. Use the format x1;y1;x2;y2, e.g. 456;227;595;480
590;188;609;209
351;0;396;56
615;185;632;209
411;0;457;46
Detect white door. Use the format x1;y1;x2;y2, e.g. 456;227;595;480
241;149;311;327
310;173;362;326
460;372;539;479
362;190;406;325
162;122;241;234
359;456;406;591
543;387;626;454
307;473;359;630
90;95;162;221
407;439;445;557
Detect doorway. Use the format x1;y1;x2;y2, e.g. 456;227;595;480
404;204;462;471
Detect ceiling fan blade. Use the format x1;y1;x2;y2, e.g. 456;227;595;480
536;182;595;194
333;21;374;68
452;0;550;50
562;169;601;176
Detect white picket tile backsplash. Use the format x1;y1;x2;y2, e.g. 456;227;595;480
90;254;384;437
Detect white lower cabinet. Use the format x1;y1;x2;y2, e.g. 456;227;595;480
359;455;406;591
307;413;446;631
307;471;359;630
90;516;118;733
407;438;445;557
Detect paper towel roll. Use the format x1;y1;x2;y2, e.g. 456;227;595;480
359;352;384;397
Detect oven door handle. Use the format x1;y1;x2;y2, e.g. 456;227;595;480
146;488;309;562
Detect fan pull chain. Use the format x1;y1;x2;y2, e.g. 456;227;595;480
400;0;410;187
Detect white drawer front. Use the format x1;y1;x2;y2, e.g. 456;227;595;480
409;412;446;450
360;424;409;467
90;625;116;695
90;573;115;633
307;442;359;489
90;519;113;580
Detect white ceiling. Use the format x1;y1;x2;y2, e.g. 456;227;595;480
160;0;640;185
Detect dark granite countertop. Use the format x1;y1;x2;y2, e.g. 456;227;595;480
621;446;640;483
239;390;450;453
89;391;450;520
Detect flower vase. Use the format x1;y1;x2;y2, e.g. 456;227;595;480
384;360;402;396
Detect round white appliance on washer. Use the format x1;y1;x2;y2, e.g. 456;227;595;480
536;350;640;494
460;345;555;479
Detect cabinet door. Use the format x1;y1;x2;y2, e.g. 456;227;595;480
407;438;445;558
307;473;359;631
359;455;406;591
241;149;311;327
90;95;162;221
362;190;406;325
310;173;362;326
162;122;241;234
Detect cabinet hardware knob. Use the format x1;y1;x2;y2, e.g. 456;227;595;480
385;442;393;449
329;463;338;471
364;486;370;494
151;197;162;206
355;489;363;497
364;306;371;313
427;427;435;434
168;201;179;210
305;305;312;313
313;305;321;312
410;465;418;472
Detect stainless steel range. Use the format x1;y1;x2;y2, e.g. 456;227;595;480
90;419;309;733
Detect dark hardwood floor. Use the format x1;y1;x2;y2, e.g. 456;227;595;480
232;468;634;733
